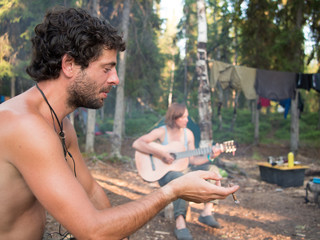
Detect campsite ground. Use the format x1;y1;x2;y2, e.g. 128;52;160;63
45;137;320;240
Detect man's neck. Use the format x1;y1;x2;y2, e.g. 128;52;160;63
35;80;74;121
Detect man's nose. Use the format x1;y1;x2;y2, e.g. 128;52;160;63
108;69;120;86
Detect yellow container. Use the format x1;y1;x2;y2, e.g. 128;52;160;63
288;152;294;168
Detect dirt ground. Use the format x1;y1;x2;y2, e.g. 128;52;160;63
45;137;320;240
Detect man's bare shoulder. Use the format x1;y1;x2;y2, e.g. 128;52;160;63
0;98;48;136
0;96;58;165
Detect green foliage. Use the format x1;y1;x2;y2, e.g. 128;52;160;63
0;33;13;79
125;0;164;108
208;107;320;147
97;118;114;133
125;111;160;136
299;112;320;146
207;0;234;62
0;0;80;96
97;110;160;137
0;75;10;95
212;108;255;144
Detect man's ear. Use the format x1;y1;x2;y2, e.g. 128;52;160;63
61;54;75;78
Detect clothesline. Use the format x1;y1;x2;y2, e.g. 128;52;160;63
208;60;320;101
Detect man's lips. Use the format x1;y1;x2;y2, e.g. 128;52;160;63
100;86;113;98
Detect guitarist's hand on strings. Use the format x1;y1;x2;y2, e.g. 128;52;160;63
161;152;175;164
209;143;223;160
163;170;239;203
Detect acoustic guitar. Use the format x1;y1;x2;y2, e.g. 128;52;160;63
135;140;236;182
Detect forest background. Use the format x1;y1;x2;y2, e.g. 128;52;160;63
1;0;320;158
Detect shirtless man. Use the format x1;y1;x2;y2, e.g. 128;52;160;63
0;7;239;240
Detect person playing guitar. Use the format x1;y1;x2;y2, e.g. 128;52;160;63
132;103;233;240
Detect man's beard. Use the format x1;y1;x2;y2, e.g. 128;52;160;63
67;70;105;109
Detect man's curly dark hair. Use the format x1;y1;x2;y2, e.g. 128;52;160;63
26;7;126;82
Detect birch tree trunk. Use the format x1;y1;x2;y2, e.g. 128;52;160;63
85;0;100;153
168;53;175;107
111;0;132;158
10;76;15;97
196;0;212;147
86;109;96;152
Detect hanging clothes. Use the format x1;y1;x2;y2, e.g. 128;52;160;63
312;73;320;92
257;97;270;109
279;98;291;119
208;60;233;89
278;92;304;119
255;69;297;101
297;73;313;91
231;66;257;100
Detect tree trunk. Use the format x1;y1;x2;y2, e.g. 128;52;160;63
318;95;320;130
10;76;15;97
196;0;212;148
85;109;96;153
184;43;188;102
290;90;300;153
251;100;255;123
254;98;259;145
85;0;100;153
290;0;303;152
168;54;175;107
111;0;132;158
230;90;240;131
216;82;223;130
183;19;189;102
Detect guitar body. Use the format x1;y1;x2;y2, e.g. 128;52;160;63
135;141;189;182
135;140;236;182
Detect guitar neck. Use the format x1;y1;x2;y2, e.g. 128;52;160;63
174;147;212;159
173;141;235;160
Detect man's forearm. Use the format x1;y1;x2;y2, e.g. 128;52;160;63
90;186;174;240
89;182;112;210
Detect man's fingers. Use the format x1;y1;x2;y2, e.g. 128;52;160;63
197;170;222;181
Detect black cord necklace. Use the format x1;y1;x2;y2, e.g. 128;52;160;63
36;83;77;177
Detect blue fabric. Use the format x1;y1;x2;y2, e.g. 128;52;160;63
279;98;291;119
0;95;5;103
312;73;320;92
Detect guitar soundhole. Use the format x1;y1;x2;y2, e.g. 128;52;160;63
170;153;177;160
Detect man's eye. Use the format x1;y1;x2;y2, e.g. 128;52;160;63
105;68;111;73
